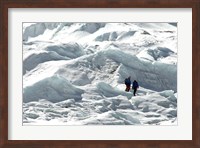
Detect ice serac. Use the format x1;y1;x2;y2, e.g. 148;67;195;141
23;51;69;74
23;75;84;103
77;23;105;33
137;47;176;62
23;42;85;74
44;42;85;58
94;48;177;92
23;23;61;41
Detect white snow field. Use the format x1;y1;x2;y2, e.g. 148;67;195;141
23;23;177;125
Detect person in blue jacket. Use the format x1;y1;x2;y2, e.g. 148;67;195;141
132;80;139;96
124;76;131;92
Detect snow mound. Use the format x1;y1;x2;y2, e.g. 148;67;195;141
44;42;85;59
23;75;84;103
97;82;132;99
55;99;75;108
23;51;69;74
137;47;175;62
106;95;134;110
23;42;85;74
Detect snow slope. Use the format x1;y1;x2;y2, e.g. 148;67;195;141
23;23;177;125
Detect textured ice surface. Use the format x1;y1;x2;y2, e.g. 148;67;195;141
23;23;177;125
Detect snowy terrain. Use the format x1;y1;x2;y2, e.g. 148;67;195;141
23;23;177;125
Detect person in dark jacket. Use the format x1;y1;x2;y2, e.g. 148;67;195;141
124;76;131;92
132;80;139;96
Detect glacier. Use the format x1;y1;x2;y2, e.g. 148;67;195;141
23;23;177;125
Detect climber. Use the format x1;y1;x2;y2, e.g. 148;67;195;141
124;76;131;92
132;80;139;96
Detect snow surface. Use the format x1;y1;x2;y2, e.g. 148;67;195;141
23;23;177;125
